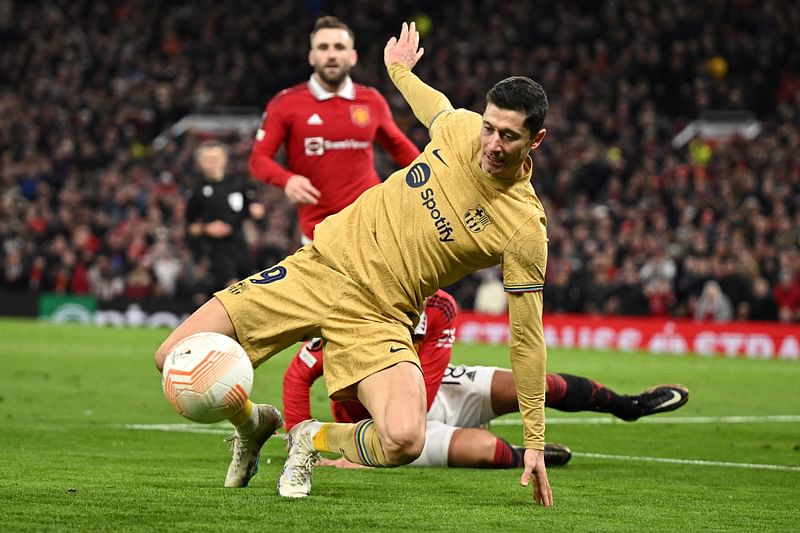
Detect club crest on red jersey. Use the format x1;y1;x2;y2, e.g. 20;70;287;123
350;105;371;127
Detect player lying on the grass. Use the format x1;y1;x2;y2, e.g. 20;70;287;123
283;289;690;469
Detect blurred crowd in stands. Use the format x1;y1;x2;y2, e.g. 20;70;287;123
1;0;799;322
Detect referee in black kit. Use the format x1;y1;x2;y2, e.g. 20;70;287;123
185;140;265;290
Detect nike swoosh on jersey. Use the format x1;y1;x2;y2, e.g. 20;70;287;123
431;149;448;167
389;346;408;353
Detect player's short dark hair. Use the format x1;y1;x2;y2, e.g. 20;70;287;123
486;77;548;134
310;16;355;47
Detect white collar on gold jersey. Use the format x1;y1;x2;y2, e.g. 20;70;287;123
308;75;355;101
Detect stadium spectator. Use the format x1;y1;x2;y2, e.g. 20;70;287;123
87;255;125;302
473;267;507;315
644;277;677;317
174;255;217;308
27;256;48;292
149;239;182;297
1;247;26;290
608;259;650;316
248;15;419;242
774;269;800;323
123;260;154;301
675;255;713;317
693;280;734;322
543;259;584;314
747;277;779;322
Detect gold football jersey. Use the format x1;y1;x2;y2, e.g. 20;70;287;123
313;65;548;448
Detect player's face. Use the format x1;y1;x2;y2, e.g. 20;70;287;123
197;147;228;181
309;28;357;89
480;104;546;179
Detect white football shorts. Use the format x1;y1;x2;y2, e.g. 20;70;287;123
411;365;499;466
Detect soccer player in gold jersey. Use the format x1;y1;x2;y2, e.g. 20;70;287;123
154;21;553;506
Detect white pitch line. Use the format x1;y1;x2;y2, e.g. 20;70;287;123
124;423;233;435
574;452;800;472
125;415;800;434
124;423;799;473
490;414;800;426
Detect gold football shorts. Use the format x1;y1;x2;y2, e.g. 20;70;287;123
214;245;420;397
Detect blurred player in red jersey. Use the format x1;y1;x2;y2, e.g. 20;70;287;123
249;16;419;242
283;289;689;469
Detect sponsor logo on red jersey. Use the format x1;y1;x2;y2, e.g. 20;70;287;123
303;137;371;156
305;137;325;156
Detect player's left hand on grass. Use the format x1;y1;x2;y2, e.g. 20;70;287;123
520;448;553;507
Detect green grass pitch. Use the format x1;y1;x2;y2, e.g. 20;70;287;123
1;318;798;531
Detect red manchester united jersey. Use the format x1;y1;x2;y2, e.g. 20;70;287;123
282;289;457;430
249;75;419;239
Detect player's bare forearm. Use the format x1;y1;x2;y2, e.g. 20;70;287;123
384;22;452;128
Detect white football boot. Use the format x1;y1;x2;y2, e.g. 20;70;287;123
224;404;283;488
278;419;322;498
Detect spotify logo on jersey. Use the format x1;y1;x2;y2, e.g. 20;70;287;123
405;163;431;188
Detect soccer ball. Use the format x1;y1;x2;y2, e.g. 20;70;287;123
161;332;254;423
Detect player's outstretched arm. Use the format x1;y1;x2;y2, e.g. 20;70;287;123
520;448;553;506
384;22;452;129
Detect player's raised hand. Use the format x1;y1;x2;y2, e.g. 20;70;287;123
520;448;553;507
384;21;425;70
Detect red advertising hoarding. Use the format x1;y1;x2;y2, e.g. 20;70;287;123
454;312;800;360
